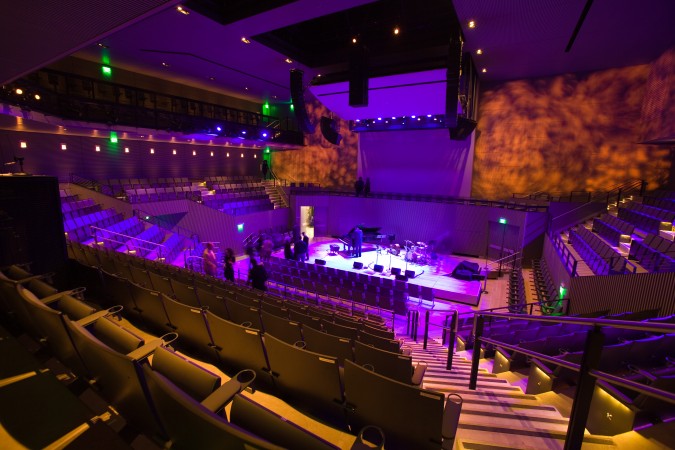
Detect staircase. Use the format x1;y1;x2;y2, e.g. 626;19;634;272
262;180;288;209
400;336;617;449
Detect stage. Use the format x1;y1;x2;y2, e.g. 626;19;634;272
272;237;487;307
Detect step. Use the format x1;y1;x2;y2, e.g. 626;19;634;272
660;230;675;241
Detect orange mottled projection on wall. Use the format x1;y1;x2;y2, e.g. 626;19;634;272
473;64;672;199
272;93;358;188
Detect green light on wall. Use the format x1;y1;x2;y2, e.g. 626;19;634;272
101;66;112;78
289;103;294;111
265;146;270;154
110;131;118;143
559;284;568;299
237;223;244;233
498;217;507;224
263;102;269;110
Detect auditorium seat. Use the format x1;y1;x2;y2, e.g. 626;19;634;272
301;325;354;366
343;360;461;450
353;341;426;386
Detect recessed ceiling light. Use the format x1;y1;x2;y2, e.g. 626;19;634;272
161;62;170;67
15;88;23;95
241;37;251;44
34;94;41;100
208;76;215;81
394;27;400;35
176;5;189;15
285;58;293;64
352;37;357;44
476;49;483;55
97;43;108;48
317;74;322;78
244;87;249;90
482;68;487;73
468;20;476;28
20;141;27;148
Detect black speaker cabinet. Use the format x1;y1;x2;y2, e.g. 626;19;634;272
445;34;463;128
391;267;401;276
353;261;363;269
320;117;342;145
0;175;66;273
315;258;326;266
449;117;477;140
374;264;384;273
290;69;315;133
405;270;416;279
395;274;408;281
349;44;368;107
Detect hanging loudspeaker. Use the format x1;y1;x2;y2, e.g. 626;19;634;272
290;69;315;134
320;117;342;145
449;117;477;140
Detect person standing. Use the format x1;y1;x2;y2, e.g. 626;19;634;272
261;159;269;180
354;226;363;257
248;258;268;291
302;232;310;261
283;238;293;259
364;177;371;197
202;243;217;277
354;177;364;196
223;247;236;282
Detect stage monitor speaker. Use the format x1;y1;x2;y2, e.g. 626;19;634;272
353;261;363;270
449;117;477;140
391;267;401;276
349;44;368;107
445;34;463;128
395;274;408;281
374;264;384;273
290;69;315;134
315;258;326;266
405;270;416;279
320;117;342;145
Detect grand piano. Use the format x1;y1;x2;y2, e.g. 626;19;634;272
332;226;394;254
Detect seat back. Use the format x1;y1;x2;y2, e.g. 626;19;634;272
264;334;346;427
353;341;413;385
358;330;401;353
161;294;214;356
344;359;445;450
260;310;303;345
151;346;220;401
302;325;354;366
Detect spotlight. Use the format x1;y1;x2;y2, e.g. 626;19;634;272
34;94;41;100
20;141;27;149
468;20;476;28
394;27;400;35
241;37;251;44
476;49;483;55
15;88;23;95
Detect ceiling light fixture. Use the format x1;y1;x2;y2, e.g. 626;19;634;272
482;68;487;73
208;76;215;81
468;20;476;28
476;49;483;55
394;27;400;35
241;37;251;44
95;145;101;152
34;94;41;100
285;58;293;64
176;5;189;15
97;43;108;48
15;88;23;95
352;37;357;44
161;62;170;67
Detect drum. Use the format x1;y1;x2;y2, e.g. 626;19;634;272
389;243;401;256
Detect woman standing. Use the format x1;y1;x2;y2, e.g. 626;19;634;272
224;248;236;282
202;242;217;277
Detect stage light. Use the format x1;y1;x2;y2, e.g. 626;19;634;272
241;131;246;135
355;119;360;122
226;152;230;157
476;49;483;55
284;58;293;64
482;68;487;73
352;37;357;44
411;115;416;118
20;141;27;149
241;153;244;158
262;132;268;138
254;154;257;158
176;5;189;15
192;150;196;156
263;102;269;110
377;117;382;121
394;27;400;35
265;147;270;154
241;37;251;44
210;151;214;157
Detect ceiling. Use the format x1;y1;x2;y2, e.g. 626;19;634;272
3;0;675;119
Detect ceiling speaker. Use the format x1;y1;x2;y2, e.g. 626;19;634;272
320;117;342;145
290;69;315;134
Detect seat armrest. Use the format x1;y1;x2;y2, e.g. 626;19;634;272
201;369;257;413
127;339;164;361
530;357;554;377
441;393;463;440
41;288;87;305
596;380;636;408
75;307;120;327
411;361;427;386
495;346;512;360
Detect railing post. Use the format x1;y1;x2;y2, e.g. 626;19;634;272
413;310;419;342
446;310;458;370
441;314;449;345
469;315;484;390
617;188;623;204
564;326;605;450
423;310;430;350
640;180;647;197
406;311;412;336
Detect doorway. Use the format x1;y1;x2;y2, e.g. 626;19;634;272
300;206;315;239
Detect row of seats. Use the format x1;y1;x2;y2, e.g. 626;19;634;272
0;265;354;449
592;213;635;246
64;208;122;242
93;216;146;248
125;185;207;203
205;175;261;183
210;182;265;193
506;267;525;313
43;256;458;449
569;226;627;275
222;202;275;216
629;233;675;273
643;196;675;213
618;201;675;235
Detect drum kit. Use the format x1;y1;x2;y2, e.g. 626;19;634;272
387;240;429;265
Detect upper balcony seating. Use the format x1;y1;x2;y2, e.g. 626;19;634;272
643;195;675;213
618;202;675;235
63;208;122;242
629;233;675;273
101;177;191;197
94;216;146;249
592;213;635;246
126;185;208;203
569;226;627;275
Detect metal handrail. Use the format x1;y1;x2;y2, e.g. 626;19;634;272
133;209;199;243
90;225;166;257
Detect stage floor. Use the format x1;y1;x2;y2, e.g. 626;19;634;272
269;237;497;309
